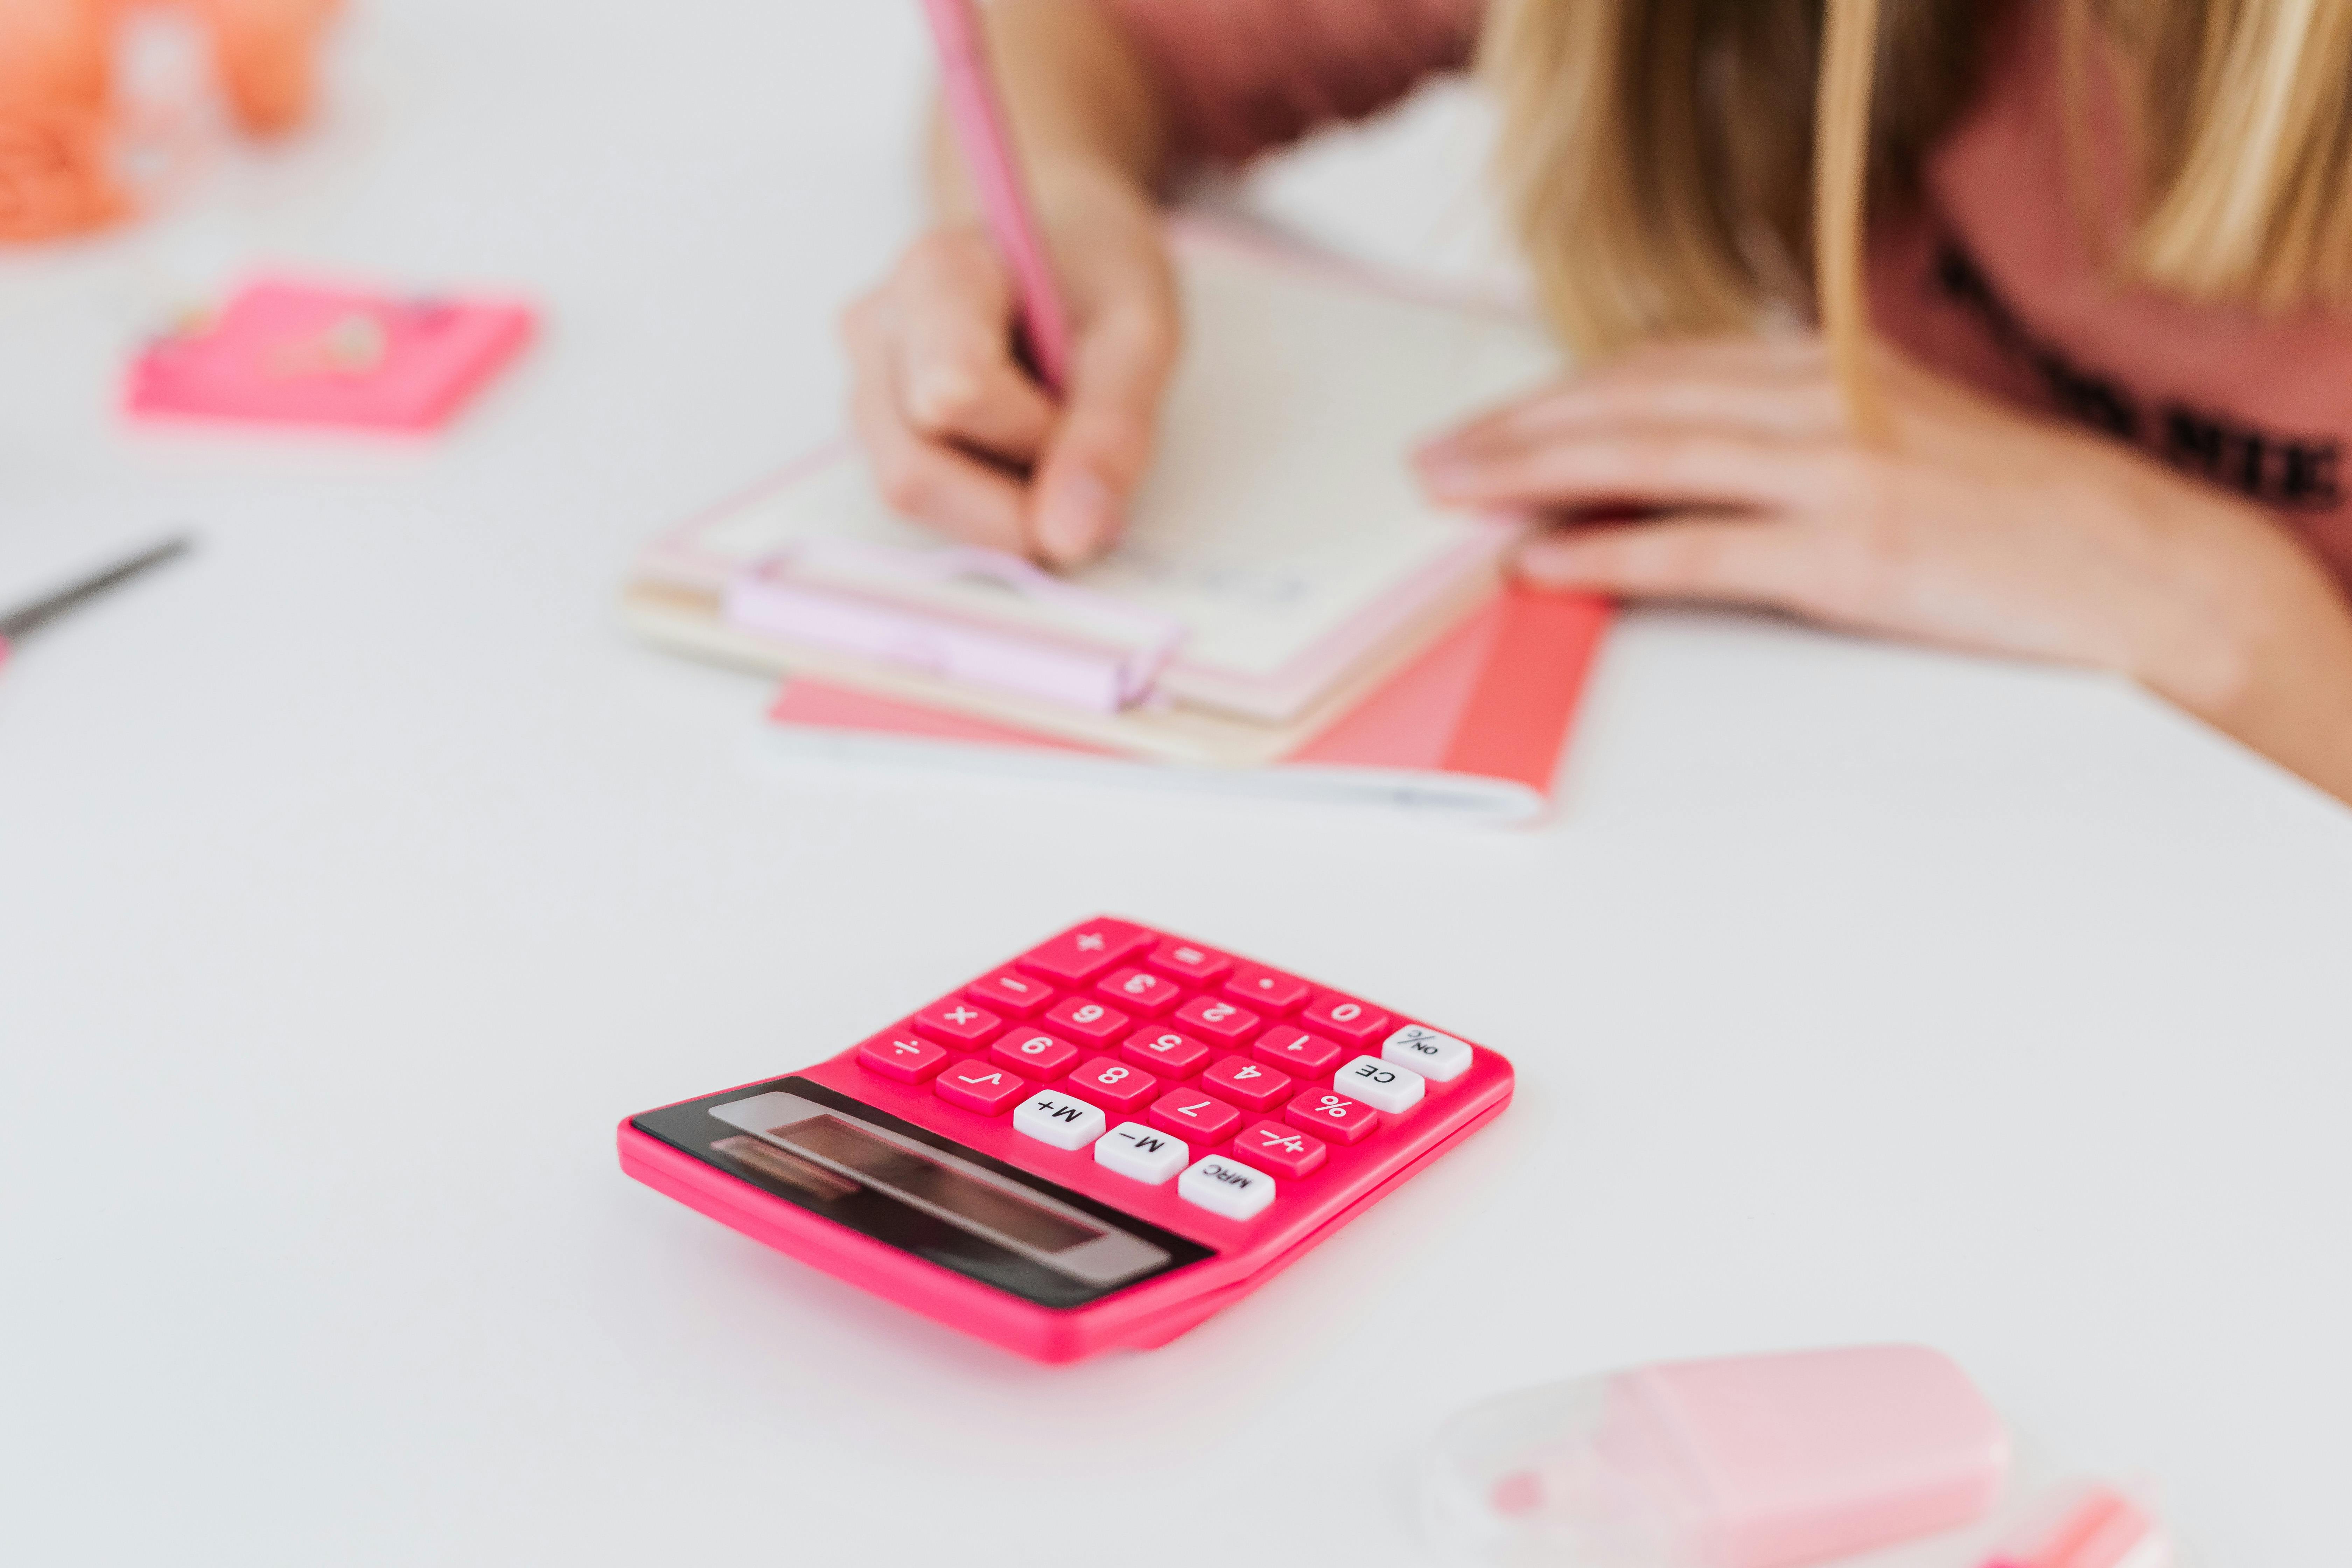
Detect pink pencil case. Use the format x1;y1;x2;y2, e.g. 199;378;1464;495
125;278;533;430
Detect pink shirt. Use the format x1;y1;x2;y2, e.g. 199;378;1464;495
1103;0;2352;578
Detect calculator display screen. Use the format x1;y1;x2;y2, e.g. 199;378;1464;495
630;1076;1210;1310
773;1115;1099;1252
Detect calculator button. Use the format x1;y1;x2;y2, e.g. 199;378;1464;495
1336;1054;1425;1113
1146;939;1231;984
914;999;1003;1049
1045;995;1130;1045
935;1062;1028;1115
1223;964;1309;1015
1015;1090;1108;1151
855;1028;950;1083
1149;1088;1242;1146
1302;992;1391;1044
990;1028;1080;1081
1253;1024;1344;1075
967;967;1055;1018
1094;1122;1188;1185
1201;1055;1294;1112
1096;966;1182;1015
1066;1055;1158;1111
1285;1088;1378;1144
1235;1119;1327;1178
1382;1024;1475;1083
1174;994;1259;1044
1178;1155;1276;1220
1015;920;1154;985
1122;1026;1212;1079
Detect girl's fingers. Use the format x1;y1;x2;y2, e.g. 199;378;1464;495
1515;514;1835;614
1031;302;1177;566
1419;423;1842;514
845;306;1032;554
1421;335;1838;462
888;231;1060;463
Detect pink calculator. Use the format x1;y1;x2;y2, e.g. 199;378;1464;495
619;917;1514;1363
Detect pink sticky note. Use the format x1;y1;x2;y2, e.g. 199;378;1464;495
126;278;534;430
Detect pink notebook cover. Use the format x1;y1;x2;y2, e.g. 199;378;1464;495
765;587;1612;818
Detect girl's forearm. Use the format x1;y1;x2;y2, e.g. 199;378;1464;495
925;0;1170;222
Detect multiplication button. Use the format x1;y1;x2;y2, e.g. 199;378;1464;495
1014;1090;1107;1150
1178;1155;1276;1220
1336;1054;1424;1113
1381;1025;1472;1082
1094;1122;1188;1185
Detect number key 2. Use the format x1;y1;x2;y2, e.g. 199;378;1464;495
1096;967;1181;1015
1174;994;1258;1044
1284;1087;1377;1144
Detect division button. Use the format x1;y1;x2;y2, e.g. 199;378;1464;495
1178;1155;1276;1221
1093;1121;1188;1185
1335;1054;1425;1113
855;1027;950;1083
1380;1025;1474;1083
1014;1090;1108;1151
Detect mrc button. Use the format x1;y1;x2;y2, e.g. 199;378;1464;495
1178;1154;1275;1220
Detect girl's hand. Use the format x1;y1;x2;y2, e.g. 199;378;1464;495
1414;334;2352;798
841;169;1178;567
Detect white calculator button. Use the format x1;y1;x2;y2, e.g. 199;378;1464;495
1380;1025;1473;1082
1014;1090;1107;1151
1178;1155;1276;1221
1335;1054;1425;1113
1094;1122;1188;1184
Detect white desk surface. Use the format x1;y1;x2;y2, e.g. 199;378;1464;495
4;5;2348;1564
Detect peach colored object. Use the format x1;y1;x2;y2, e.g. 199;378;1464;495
0;0;335;242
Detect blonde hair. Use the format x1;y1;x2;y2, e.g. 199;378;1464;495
1483;0;2352;432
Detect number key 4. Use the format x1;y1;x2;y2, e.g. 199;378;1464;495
1201;1054;1293;1111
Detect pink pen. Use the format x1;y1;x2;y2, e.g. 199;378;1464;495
920;0;1075;395
1980;1485;2167;1568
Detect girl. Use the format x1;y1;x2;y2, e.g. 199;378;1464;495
841;0;2352;800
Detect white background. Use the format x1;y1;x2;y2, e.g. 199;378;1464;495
3;4;2348;1563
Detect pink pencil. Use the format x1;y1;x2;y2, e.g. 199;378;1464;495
920;0;1075;396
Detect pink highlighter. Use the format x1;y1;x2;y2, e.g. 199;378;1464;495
1422;1345;2011;1567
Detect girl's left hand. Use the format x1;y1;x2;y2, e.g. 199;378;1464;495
1412;333;2352;798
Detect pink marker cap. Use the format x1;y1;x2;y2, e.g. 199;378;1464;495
1423;1345;2009;1568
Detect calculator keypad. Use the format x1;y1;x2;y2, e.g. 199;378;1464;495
843;922;1493;1226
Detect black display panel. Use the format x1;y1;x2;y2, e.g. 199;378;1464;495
631;1076;1211;1309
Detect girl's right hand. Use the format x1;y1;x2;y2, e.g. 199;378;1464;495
841;170;1180;567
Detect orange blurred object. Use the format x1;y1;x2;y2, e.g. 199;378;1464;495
0;0;338;242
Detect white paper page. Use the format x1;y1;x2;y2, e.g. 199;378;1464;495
679;233;1560;690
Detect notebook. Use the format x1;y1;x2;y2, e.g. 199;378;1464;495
623;223;1568;766
759;584;1611;824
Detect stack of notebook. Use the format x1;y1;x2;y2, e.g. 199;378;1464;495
624;225;1610;822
